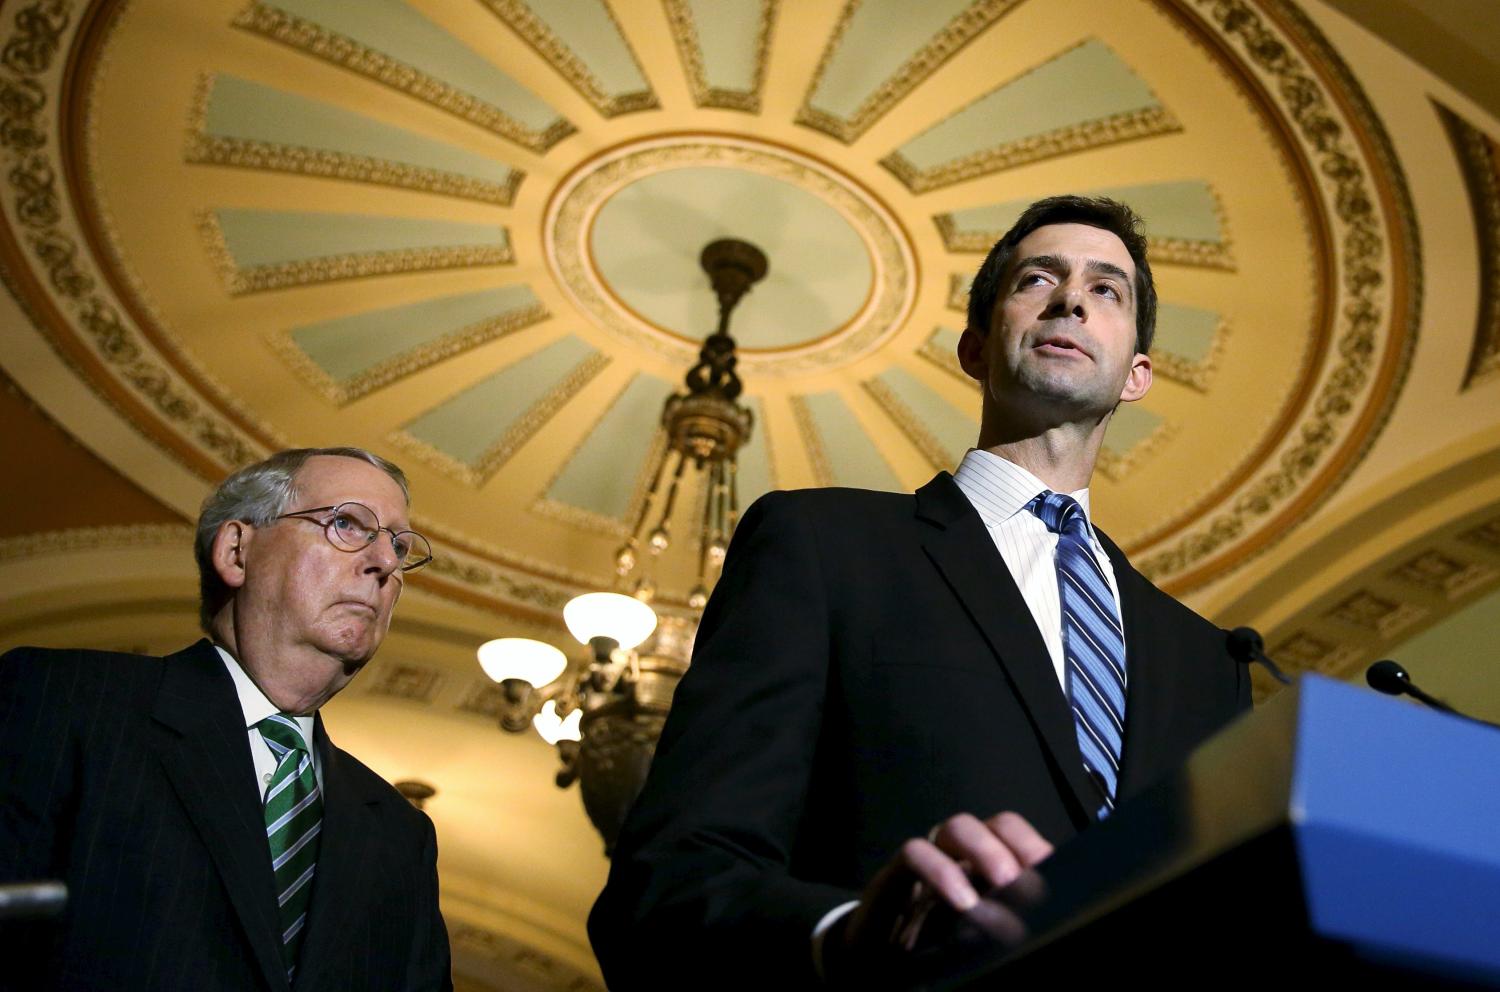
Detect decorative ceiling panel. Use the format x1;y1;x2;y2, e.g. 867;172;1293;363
864;365;976;470
188;74;524;205
665;0;774;112
791;391;901;492
1433;100;1500;391
480;0;657;117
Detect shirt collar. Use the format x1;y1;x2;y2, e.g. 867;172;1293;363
952;448;1093;528
215;644;317;746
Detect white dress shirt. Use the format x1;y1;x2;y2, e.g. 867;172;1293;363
811;450;1125;974
215;644;322;800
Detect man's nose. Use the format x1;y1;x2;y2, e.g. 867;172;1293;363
362;533;401;576
1043;283;1087;320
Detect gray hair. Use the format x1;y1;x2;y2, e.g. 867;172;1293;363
195;446;410;632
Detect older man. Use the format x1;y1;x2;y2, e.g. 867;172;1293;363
0;447;451;991
590;197;1252;987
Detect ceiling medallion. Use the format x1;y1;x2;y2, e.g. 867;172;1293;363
544;134;917;378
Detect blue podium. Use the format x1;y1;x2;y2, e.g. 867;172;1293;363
915;676;1500;988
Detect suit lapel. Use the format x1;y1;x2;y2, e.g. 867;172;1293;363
1099;534;1162;799
915;474;1097;823
292;716;382;992
150;640;290;992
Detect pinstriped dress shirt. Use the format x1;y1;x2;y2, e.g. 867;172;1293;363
951;448;1124;690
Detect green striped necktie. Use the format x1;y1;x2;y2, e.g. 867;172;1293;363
257;714;323;982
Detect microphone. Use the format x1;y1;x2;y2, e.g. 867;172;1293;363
1365;659;1455;713
1224;627;1292;685
1366;659;1500;730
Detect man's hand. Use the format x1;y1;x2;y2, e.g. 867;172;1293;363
829;812;1054;981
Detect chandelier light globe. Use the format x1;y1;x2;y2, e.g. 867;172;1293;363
563;592;658;650
476;638;569;687
532;700;583;745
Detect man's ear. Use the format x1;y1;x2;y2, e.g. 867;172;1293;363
956;327;988;383
1119;353;1153;403
211;520;253;591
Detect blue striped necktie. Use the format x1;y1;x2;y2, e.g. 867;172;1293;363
1029;492;1127;817
257;714;323;982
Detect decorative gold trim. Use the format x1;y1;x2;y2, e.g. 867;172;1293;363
447;921;605;992
947;273;970;312
918;328;974;388
936;214;1234;271
196;211;513;295
391;352;610;488
663;0;776;113
478;0;658;118
1388;548;1496;600
0;0;258;472
796;0;1025;144
545;135;916;378
862;376;954;470
0;524;194;562
183;73;523;205
882;105;1182;194
1434;101;1500;390
267;301;549;406
789;394;833;487
1151;316;1228;392
231;1;575;152
1095;417;1176;483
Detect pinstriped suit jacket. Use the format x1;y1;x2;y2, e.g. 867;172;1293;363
0;639;451;992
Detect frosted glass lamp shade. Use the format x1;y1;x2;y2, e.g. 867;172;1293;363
563;592;657;650
532;700;583;745
477;638;568;687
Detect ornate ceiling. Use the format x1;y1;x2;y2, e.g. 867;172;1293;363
3;0;1499;987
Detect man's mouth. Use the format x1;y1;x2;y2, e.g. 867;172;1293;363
1034;333;1089;357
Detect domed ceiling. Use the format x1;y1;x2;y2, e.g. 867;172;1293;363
10;0;1500;988
0;0;1417;613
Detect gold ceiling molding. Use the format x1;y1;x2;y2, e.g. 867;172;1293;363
528;391;666;540
0;0;258;479
231;1;575;153
1096;418;1177;483
663;0;776;113
883;104;1181;194
543;134;917;378
448;920;604;992
1253;504;1500;704
1433;101;1500;390
1130;0;1420;593
862;376;951;470
182;75;524;207
795;0;1026;144
788;394;835;488
197;212;514;295
1149;317;1228;393
0;523;194;563
267;301;550;407
918;329;970;386
478;0;658;118
390;353;610;489
946;273;970;312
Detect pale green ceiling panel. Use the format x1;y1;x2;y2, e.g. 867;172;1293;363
213;210;508;268
1101;401;1163;457
403;335;597;465
686;0;761;92
871;366;977;468
930;326;963;354
290;285;544;382
795;391;901;492
202;75;519;188
521;0;648;94
260;0;560;129
943;180;1223;246
735;396;773;508
545;373;673;521
1154;302;1220;363
894;40;1160;171
807;0;970;119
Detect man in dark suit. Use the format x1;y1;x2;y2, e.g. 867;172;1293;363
0;447;451;991
589;196;1252;987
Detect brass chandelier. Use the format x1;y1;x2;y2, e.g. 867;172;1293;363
477;238;765;850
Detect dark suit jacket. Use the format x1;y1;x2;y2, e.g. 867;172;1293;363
0;639;451;992
589;474;1251;988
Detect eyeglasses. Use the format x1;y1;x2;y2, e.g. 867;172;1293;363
276;502;433;573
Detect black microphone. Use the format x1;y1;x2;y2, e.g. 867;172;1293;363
1365;659;1455;713
1224;626;1292;685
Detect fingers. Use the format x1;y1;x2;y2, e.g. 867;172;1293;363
927;813;1025;892
898;837;978;911
986;811;1054;869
